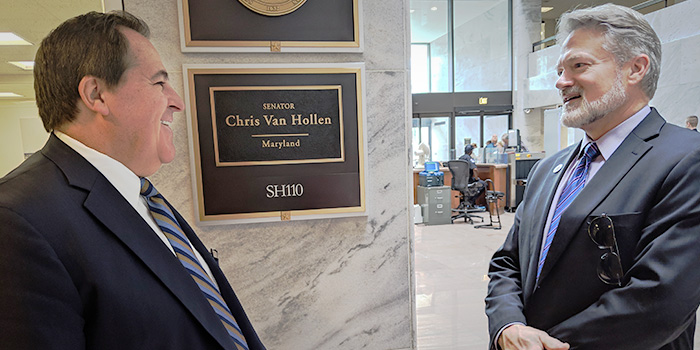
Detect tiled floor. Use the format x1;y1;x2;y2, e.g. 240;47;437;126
414;211;700;349
415;211;514;350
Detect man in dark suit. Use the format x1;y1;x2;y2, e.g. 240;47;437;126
486;4;700;350
686;115;698;131
0;11;265;350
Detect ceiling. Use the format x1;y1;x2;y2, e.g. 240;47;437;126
0;0;670;103
411;0;668;43
0;0;105;102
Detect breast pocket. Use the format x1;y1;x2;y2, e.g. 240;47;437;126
587;211;642;274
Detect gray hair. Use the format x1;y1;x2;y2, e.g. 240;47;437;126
556;4;661;99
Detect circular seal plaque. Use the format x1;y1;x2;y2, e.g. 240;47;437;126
238;0;307;16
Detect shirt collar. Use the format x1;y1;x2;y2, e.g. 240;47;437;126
54;131;142;207
582;105;651;161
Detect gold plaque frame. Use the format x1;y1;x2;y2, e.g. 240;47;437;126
183;63;367;225
177;0;363;53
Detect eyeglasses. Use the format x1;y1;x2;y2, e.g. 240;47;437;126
588;213;623;286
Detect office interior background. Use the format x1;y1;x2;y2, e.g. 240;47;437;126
1;0;699;349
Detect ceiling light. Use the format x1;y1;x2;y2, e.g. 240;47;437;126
0;92;23;98
0;32;32;46
541;7;554;13
410;9;415;13
9;61;34;70
431;6;438;11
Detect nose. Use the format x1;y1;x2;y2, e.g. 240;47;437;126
166;85;185;112
556;70;573;91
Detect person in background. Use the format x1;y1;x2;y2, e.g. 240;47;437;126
458;144;486;203
486;4;700;350
486;134;499;148
0;11;265;350
686;115;698;131
498;133;509;153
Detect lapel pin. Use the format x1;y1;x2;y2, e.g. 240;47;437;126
553;164;563;174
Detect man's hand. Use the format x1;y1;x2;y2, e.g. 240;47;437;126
498;324;570;350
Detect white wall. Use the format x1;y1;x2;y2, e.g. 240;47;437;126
0;101;46;176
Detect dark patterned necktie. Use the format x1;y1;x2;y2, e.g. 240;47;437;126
537;142;600;280
140;178;249;350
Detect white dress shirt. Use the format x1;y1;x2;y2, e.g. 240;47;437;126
54;131;218;283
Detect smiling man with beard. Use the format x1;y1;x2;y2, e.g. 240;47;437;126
485;4;700;350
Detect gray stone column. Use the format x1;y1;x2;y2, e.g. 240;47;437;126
123;1;416;349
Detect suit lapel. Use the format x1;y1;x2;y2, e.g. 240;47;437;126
537;109;663;284
43;135;236;350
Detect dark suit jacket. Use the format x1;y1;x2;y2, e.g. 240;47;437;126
0;134;265;350
486;109;700;350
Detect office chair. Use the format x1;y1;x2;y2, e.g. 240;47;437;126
475;179;505;230
447;160;485;224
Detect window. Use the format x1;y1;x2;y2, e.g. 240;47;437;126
413;112;510;166
410;0;512;93
410;0;450;93
412;116;451;166
411;43;431;93
454;115;481;158
483;114;509;145
453;0;512;92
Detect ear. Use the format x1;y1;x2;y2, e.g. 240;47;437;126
626;54;651;86
78;76;110;116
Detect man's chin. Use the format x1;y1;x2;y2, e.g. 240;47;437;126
561;114;580;128
563;112;609;130
158;144;177;166
561;108;595;129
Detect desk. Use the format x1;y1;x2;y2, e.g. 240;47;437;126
412;163;507;209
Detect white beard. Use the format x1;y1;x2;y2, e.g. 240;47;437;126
560;71;626;129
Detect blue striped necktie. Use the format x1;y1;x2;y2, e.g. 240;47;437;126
537;142;600;280
140;178;249;350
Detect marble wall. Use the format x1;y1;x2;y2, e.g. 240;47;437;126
123;1;415;349
519;0;700;149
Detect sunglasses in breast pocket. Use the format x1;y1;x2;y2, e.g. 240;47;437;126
588;213;623;287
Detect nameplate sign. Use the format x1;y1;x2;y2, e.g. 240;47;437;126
184;64;366;224
210;86;344;166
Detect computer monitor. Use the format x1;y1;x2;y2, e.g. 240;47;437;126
507;129;521;151
424;161;439;172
